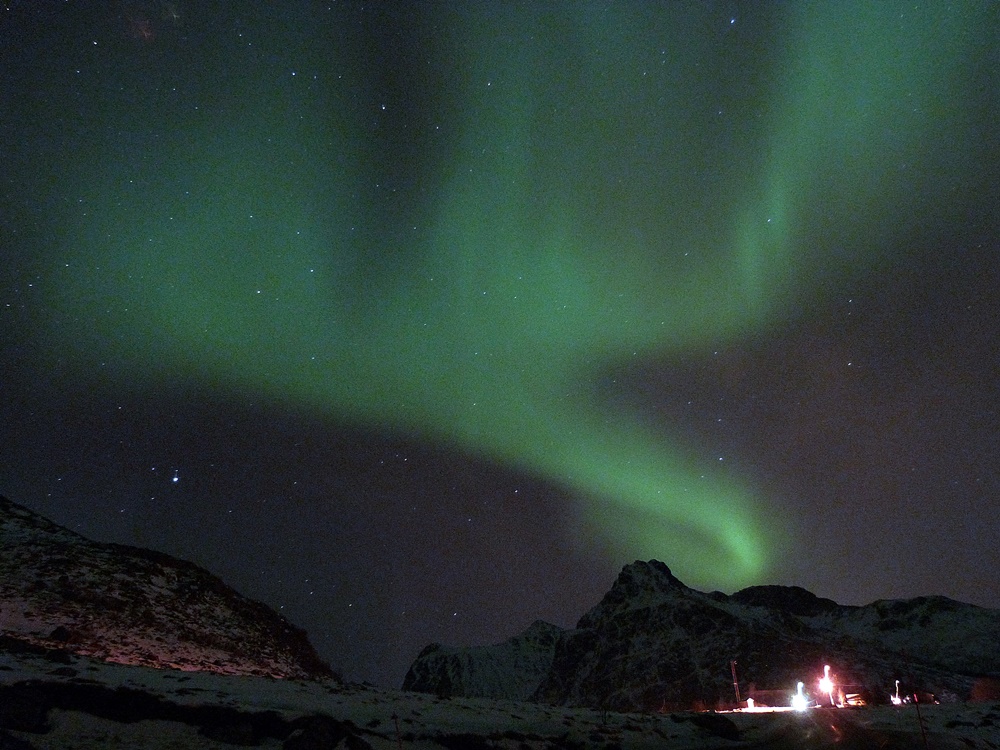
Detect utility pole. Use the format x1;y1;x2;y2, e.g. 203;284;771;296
730;660;742;704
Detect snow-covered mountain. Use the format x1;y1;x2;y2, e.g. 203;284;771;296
0;495;331;679
402;619;562;700
405;560;1000;711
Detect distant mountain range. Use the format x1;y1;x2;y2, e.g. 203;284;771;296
4;493;998;714
0;495;332;679
404;559;1000;711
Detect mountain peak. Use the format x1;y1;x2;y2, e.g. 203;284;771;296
578;560;688;629
617;559;686;590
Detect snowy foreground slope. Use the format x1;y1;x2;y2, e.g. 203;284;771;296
3;643;1000;749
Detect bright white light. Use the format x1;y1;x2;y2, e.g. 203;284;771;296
791;681;809;711
891;679;902;706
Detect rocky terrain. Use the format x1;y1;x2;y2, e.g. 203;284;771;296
405;560;1000;711
0;495;332;679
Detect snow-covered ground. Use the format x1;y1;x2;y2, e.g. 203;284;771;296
2;646;999;749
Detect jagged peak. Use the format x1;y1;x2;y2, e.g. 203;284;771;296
577;560;689;629
608;560;690;601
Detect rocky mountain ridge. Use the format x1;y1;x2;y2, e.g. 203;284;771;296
0;495;332;679
404;560;1000;711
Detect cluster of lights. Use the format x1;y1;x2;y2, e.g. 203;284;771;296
734;663;916;713
891;679;902;706
787;665;911;711
790;664;851;710
789;664;838;711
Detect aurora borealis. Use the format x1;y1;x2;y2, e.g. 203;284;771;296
3;2;999;685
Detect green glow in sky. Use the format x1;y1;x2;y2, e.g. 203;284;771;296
45;3;981;589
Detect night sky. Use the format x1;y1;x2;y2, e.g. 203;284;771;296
2;1;999;687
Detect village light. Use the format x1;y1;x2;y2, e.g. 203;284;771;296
891;679;902;706
819;664;835;706
791;681;809;711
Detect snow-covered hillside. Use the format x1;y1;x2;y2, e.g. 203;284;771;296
0;495;331;679
403;620;563;700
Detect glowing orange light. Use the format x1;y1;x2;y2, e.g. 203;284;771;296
818;664;835;706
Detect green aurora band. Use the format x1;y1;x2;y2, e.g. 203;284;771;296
45;4;984;589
